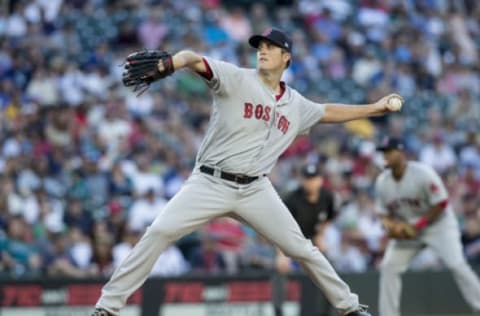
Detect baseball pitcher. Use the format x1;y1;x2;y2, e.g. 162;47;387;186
92;27;403;316
375;137;480;316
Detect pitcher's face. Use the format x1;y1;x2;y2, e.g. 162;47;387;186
257;40;290;71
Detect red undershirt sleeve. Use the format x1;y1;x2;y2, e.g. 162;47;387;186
196;57;213;81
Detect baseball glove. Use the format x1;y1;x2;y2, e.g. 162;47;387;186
122;50;174;95
386;221;417;239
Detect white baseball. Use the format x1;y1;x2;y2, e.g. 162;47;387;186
388;96;403;111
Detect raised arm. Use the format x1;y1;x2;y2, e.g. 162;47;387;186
123;49;210;94
320;93;404;123
159;50;208;74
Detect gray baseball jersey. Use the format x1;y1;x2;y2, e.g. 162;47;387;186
196;57;325;175
374;161;452;224
96;58;362;316
375;161;480;316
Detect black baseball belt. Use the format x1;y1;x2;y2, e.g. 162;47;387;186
199;165;263;185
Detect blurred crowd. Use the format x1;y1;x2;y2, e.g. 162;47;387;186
0;0;479;278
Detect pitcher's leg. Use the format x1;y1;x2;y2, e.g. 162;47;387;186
379;241;420;316
235;179;359;315
97;173;233;314
427;229;480;311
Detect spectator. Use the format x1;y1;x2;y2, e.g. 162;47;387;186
330;230;369;273
219;7;251;42
138;9;169;50
63;198;93;236
459;134;480;179
205;217;245;274
420;132;457;174
241;232;276;271
128;188;167;232
108;162;134;199
129;153;164;197
190;233;226;274
0;216;42;277
90;235;115;277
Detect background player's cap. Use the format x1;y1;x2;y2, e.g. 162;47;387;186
377;137;405;151
249;28;292;53
301;164;321;178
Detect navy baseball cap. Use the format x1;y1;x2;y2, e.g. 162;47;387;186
249;28;292;53
377;137;405;151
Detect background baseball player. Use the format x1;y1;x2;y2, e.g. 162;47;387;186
92;27;403;316
375;137;480;316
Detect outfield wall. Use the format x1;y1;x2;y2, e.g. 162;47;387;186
1;267;478;316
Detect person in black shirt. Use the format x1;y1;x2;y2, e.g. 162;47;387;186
285;163;336;249
273;163;337;316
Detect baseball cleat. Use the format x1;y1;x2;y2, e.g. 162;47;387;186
90;308;115;316
345;304;371;316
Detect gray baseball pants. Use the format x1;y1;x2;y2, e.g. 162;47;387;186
379;215;480;316
96;171;360;315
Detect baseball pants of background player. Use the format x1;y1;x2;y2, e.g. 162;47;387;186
379;215;480;316
96;171;360;315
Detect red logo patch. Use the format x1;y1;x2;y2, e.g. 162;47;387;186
430;183;438;193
